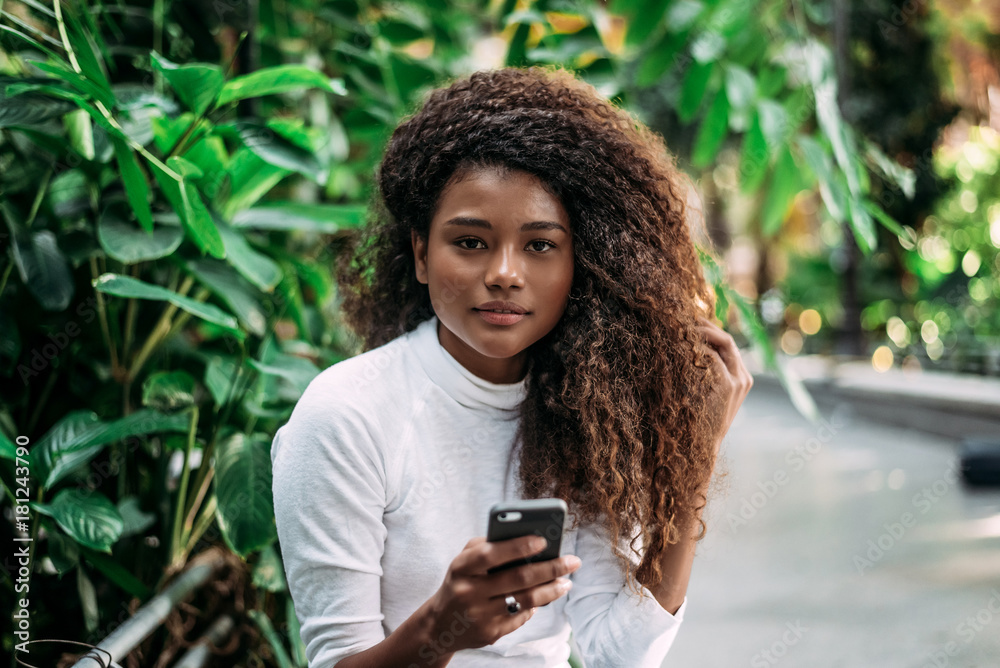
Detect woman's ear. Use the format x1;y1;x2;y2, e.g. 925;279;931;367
411;229;428;285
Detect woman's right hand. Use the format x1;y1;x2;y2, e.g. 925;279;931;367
424;534;582;651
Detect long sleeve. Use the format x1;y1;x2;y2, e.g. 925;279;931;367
270;382;389;668
563;520;686;668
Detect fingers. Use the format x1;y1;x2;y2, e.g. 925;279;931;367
455;535;545;575
696;317;740;376
496;575;573;613
483;554;581;599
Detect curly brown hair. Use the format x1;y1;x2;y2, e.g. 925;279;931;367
335;64;724;598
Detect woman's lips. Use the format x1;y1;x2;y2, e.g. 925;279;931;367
474;309;527;326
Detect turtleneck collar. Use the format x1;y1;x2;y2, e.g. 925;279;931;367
409;315;528;414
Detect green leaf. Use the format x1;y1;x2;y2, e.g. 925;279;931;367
110;135;155;233
0;431;16;461
141;371;197;412
621;0;672;47
756;99;789;150
97;211;183;263
29;409;190;489
636;30;689;87
117;497;157;537
678;61;715;123
795;134;848;223
48;530;80;575
247;354;320;396
31;489;124;553
665;0;705;32
205;356;241;407
738;111;769;193
0;81;76;127
249;610;294;668
214;433;278;557
150;52;224;116
93;273;241;333
216;65;337;108
60;5;113;97
287;597;307;667
78;563;99;633
149;158;226;259
862;198;906;236
216;217;283;292
29;61;115;109
760;147;804;237
78;544;151;599
2;203;75;311
723;64;756;112
252;544;288;593
231;202;368;232
691;86;729;168
846;196;877;254
234;121;325;184
221;149;291;218
186;259;269;337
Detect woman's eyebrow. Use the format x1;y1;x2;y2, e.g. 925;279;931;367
443;216;568;234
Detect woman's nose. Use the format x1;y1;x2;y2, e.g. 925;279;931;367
484;246;524;288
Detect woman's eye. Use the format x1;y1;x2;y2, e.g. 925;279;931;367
456;238;485;250
529;240;555;252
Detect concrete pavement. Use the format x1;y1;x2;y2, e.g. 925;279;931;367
665;382;1000;667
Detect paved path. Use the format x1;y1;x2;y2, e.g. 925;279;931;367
665;383;1000;667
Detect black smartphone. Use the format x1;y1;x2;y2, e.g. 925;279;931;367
486;498;568;574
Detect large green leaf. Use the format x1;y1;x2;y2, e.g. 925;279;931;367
691;86;729;168
97;211;183;263
149;158;226;259
796;134;848;224
186;258;269;337
738;110;769;193
723;64;756;112
216;65;339;107
247;354;321;396
760;147;807;238
0;81;76;127
231;202;368;232
31;489;124;553
92;273;241;333
150;52;224;116
29;409;190;489
678;61;715;123
216;217;283;292
2;203;75;311
214;432;278;557
233;121;325;184
29;61;115;109
221;149;291;218
636;30;689;87
110;135;154;233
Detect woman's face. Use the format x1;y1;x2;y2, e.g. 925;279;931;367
412;167;574;384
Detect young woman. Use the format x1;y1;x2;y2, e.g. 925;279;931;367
271;65;753;668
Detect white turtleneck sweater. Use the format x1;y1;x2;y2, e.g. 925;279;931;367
270;315;686;668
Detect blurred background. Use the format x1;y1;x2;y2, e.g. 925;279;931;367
1;0;998;666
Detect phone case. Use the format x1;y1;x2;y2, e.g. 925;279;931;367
486;498;568;574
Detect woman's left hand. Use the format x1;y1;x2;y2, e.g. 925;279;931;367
696;315;754;452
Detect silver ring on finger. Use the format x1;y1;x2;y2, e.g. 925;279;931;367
505;594;521;615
